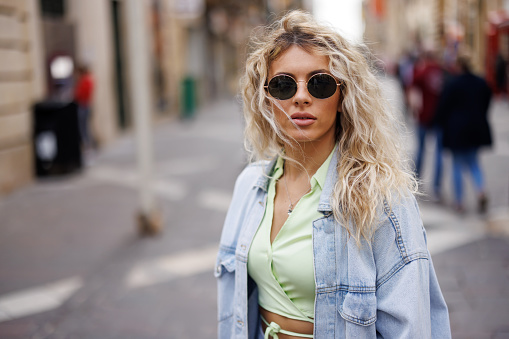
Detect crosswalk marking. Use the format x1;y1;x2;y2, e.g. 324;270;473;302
197;190;232;212
420;204;487;255
426;229;485;255
87;166;187;200
0;277;82;322
87;165;233;212
157;155;220;176
125;245;218;289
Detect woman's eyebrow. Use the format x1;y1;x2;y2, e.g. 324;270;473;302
308;69;329;77
272;69;330;78
273;71;294;77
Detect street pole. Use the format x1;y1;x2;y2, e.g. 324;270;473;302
125;0;162;235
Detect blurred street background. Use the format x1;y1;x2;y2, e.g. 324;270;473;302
1;0;509;338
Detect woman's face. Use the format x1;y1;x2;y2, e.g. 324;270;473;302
267;45;341;147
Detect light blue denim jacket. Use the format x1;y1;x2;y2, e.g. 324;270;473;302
215;150;451;338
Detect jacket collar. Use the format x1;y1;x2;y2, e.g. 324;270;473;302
317;147;338;213
254;158;277;192
253;146;339;213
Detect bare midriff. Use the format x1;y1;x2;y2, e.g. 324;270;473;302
260;307;314;338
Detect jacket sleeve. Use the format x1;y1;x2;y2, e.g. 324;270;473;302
375;257;451;338
373;197;451;338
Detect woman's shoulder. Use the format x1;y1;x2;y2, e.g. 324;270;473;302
370;191;430;284
219;160;273;249
381;191;421;226
233;160;273;191
239;160;270;178
375;191;428;258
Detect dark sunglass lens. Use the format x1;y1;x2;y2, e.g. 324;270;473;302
307;74;337;99
268;75;297;100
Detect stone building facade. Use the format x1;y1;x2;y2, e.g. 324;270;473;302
0;0;44;194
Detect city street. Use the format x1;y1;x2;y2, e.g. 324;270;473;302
0;77;508;339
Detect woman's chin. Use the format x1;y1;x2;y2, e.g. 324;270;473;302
283;134;314;145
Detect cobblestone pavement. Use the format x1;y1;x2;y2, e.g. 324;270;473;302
0;77;508;338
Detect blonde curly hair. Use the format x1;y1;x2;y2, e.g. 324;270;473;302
240;10;417;243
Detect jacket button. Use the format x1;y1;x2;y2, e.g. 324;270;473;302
237;319;244;327
240;244;246;250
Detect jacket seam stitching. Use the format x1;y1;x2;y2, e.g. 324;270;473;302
339;311;377;326
316;285;377;294
383;200;408;259
376;254;429;289
316;253;429;294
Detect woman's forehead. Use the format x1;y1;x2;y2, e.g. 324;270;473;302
269;45;329;76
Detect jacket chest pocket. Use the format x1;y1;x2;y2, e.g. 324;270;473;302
337;290;377;326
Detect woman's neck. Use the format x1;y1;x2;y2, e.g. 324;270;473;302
283;139;336;180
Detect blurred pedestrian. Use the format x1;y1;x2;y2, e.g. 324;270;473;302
495;53;507;99
435;55;492;213
216;10;450;339
397;50;417;115
74;65;95;153
411;51;444;201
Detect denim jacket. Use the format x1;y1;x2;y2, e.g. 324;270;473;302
215;150;451;338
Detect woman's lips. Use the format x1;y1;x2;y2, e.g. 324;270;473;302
290;113;316;126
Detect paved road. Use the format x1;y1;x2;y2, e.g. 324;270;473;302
0;77;508;338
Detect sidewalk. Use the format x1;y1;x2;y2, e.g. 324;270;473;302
0;88;508;338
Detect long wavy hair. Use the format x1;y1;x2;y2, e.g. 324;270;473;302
240;10;417;243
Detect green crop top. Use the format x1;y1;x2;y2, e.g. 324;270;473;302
247;147;335;322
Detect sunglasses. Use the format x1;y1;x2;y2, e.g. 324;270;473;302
264;73;341;100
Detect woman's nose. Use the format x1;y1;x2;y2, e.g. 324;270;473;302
292;80;311;105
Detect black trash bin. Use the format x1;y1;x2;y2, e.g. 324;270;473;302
33;101;82;176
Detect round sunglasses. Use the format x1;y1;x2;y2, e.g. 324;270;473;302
264;73;341;100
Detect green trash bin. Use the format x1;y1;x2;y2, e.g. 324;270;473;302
181;76;196;118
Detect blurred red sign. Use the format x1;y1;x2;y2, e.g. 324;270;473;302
372;0;385;18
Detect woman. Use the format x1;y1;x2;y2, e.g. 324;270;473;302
216;10;451;338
